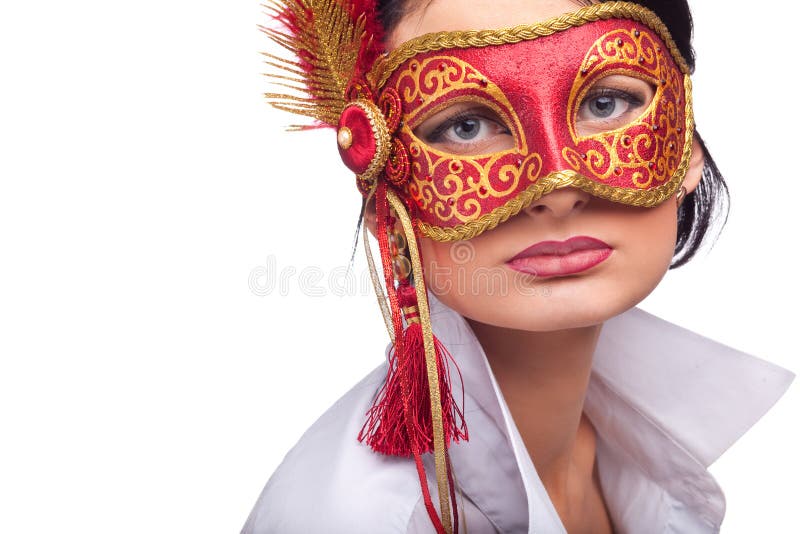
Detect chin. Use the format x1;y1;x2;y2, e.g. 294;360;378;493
436;267;665;333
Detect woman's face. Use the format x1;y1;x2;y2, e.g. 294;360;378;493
389;0;704;331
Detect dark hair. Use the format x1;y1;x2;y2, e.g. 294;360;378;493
376;0;729;268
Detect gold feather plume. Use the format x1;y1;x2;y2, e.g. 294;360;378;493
260;0;372;129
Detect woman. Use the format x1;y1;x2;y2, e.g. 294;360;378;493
244;1;794;532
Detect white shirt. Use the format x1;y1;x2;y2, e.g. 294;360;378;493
242;296;793;533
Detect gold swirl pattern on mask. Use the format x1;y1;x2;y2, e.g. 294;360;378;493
391;55;543;225
406;149;543;224
562;27;689;191
393;55;526;145
418;76;694;242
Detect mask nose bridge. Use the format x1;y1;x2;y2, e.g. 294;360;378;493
513;76;571;174
537;103;570;173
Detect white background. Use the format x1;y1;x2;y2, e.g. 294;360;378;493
0;1;797;533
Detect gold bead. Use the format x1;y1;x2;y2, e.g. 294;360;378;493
393;231;407;253
337;126;353;150
392;255;412;280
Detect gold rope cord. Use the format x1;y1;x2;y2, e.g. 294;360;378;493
386;189;453;534
368;2;689;90
362;199;396;340
418;76;694;242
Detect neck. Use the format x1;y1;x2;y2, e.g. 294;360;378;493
466;319;602;498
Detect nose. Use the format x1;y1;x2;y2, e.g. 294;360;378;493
522;187;590;219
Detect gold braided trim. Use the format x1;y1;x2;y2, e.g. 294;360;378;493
387;189;453;534
417;76;694;242
350;99;393;188
368;2;689;90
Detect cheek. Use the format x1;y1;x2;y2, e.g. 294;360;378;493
618;202;678;281
419;239;450;295
561;201;678;324
419;239;452;299
419;237;503;314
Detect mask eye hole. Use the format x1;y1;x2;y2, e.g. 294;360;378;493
413;102;515;156
576;74;655;137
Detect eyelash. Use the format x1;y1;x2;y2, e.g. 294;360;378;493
582;87;645;109
425;110;510;142
421;86;646;143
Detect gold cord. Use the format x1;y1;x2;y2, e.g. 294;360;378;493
362;188;395;341
386;189;453;534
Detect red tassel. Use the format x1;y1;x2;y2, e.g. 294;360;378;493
359;285;468;456
360;182;463;533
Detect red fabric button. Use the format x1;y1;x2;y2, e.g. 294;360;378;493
337;104;377;175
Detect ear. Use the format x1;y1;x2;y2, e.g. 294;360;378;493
683;136;705;194
364;196;378;239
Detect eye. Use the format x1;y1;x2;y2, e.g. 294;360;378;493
579;90;640;122
450;118;482;140
585;94;627;119
414;104;514;156
576;75;654;136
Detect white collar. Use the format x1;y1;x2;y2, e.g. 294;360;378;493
428;295;794;533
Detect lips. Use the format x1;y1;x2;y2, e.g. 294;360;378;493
506;236;612;278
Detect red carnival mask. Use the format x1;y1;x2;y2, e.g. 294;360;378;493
359;14;693;241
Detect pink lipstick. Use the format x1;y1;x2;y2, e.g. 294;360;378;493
506;236;612;278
